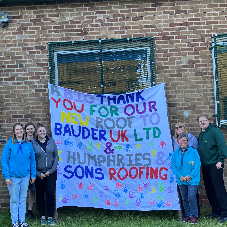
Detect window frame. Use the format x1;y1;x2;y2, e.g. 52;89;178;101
212;33;227;127
48;37;155;95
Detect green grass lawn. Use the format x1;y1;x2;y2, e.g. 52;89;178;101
0;206;225;227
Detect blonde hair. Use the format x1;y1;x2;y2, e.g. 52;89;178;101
12;123;28;144
174;122;188;138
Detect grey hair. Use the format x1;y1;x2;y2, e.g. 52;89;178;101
178;133;189;141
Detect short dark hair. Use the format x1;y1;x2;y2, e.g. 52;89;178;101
178;133;189;141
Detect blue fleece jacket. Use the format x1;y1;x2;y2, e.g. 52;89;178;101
171;146;201;185
1;138;36;180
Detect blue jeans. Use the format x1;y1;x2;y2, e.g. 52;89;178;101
7;175;30;224
179;185;199;217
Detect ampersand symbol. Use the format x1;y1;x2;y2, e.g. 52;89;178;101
104;142;114;154
156;151;165;165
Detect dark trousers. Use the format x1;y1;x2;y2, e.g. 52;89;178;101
202;164;227;217
35;171;57;218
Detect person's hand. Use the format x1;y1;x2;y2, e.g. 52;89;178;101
44;171;51;177
30;178;36;184
216;162;222;169
185;175;192;182
5;179;11;186
180;176;185;182
39;173;46;179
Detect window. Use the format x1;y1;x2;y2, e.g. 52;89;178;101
48;37;155;95
212;34;227;127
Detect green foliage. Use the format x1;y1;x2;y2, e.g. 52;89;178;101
0;207;224;227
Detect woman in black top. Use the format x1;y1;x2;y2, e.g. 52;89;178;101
32;124;58;226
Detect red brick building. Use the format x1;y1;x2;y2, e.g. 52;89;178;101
1;0;227;208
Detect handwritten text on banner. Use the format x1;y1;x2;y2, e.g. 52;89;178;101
48;83;180;210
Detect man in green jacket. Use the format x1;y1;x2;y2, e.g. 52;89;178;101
197;114;227;223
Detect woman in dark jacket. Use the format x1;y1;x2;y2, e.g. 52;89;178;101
32;123;58;226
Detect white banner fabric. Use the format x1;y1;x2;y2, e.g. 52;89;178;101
48;83;180;210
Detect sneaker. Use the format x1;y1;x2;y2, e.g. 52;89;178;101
41;217;47;225
20;223;29;227
48;217;56;226
26;210;35;220
183;216;191;223
12;224;19;227
190;217;197;224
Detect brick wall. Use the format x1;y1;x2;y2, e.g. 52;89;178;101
1;0;227;208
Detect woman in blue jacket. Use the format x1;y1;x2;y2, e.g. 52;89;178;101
171;133;201;224
1;123;36;227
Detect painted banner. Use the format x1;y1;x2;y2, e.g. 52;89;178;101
48;83;180;210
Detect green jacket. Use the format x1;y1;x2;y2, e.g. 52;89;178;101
198;124;227;166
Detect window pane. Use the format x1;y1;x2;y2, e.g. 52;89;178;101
217;51;227;122
49;37;155;95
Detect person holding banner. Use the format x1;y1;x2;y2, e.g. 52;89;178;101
25;122;36;220
171;133;201;224
32;124;58;226
1;123;36;227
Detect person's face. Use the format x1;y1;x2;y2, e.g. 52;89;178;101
199;116;210;130
14;125;24;139
179;137;189;150
175;124;185;136
37;127;46;140
26;125;35;137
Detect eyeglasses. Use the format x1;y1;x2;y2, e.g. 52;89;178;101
199;120;208;123
175;126;183;129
